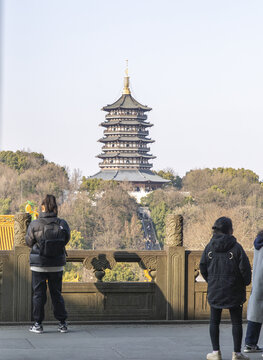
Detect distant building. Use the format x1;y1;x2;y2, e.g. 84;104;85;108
90;65;169;191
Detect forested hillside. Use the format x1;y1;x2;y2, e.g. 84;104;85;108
1;150;262;252
142;168;263;250
60;181;143;250
0;151;69;214
0;151;143;251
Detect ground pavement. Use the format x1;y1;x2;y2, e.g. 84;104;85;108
0;323;262;360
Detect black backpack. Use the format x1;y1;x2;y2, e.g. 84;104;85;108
38;218;66;257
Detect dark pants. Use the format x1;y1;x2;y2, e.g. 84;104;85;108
32;271;67;324
245;320;262;346
210;306;243;353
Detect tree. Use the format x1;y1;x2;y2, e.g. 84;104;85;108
154;168;182;189
69;169;82;193
122;214;143;249
92;184;143;249
0;150;47;173
182;167;263;208
103;263;139;282
59;192;95;249
150;201;170;247
172;203;263;251
63;262;82;282
0;198;11;214
80;177;117;194
0;151;69;213
66;230;85;249
0;164;19;212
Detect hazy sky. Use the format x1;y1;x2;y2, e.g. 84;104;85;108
1;0;263;179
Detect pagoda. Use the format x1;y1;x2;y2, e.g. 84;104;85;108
90;65;169;191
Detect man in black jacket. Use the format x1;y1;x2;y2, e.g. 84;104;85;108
26;194;70;334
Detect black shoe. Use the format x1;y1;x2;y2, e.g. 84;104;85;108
244;344;263;353
58;322;68;333
29;322;43;334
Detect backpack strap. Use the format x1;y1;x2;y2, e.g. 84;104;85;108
228;250;240;276
38;217;61;225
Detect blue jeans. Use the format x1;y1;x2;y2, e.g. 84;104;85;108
245;320;262;346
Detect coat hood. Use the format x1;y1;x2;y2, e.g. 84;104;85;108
210;233;237;252
39;212;57;219
254;234;263;250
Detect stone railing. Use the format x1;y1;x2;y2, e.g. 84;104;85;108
0;213;254;322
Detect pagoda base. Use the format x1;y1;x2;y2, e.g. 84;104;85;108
89;169;169;191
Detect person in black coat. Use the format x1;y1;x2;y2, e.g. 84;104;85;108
200;217;251;360
26;194;70;334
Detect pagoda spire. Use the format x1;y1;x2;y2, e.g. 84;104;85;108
122;59;131;95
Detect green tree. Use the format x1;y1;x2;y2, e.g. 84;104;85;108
66;230;85;249
150;201;170;247
80;177;118;194
0;150;47;173
63;262;82;282
103;263;139;282
182;167;263;208
154;168;182;189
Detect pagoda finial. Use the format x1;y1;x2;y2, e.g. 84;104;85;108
123;59;131;95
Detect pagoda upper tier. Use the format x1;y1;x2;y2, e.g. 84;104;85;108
97;69;156;171
102;94;152;112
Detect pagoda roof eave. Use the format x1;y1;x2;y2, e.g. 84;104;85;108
100;120;153;127
89;169;170;183
97;152;156;159
102;94;152;112
99;136;155;143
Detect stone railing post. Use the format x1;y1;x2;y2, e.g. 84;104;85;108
165;214;185;320
13;213;32;321
165;214;183;247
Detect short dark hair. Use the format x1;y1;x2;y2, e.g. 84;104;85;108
212;217;233;235
41;194;58;215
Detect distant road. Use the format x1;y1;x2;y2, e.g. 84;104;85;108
138;207;161;250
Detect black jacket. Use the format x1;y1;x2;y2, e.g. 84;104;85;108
200;234;251;309
25;212;70;267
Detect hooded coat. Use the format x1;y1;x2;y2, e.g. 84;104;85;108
200;234;251;309
25;212;70;267
247;233;263;323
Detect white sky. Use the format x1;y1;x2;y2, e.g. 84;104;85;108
1;0;263;179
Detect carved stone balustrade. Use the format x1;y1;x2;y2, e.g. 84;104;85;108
0;213;255;322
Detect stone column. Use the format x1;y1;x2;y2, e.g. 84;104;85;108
165;214;185;319
14;213;31;246
13;213;32;321
166;246;185;320
165;214;183;247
